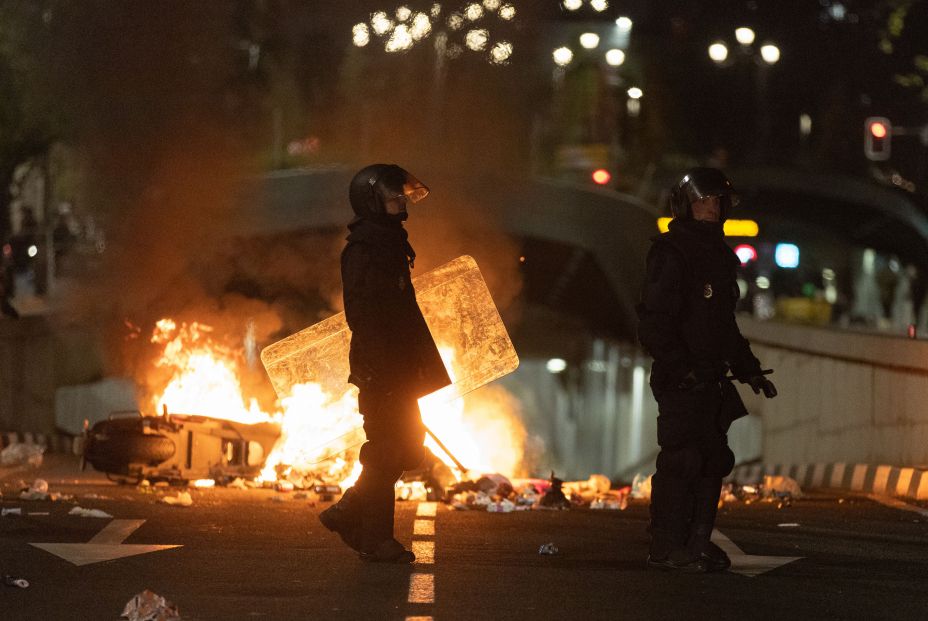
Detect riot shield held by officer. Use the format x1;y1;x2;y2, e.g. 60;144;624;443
319;163;450;564
637;167;777;573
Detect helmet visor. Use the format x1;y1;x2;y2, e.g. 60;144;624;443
679;171;739;208
376;167;430;204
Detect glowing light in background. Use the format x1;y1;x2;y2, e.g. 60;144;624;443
708;41;729;62
627;86;643;99
490;41;513;64
775;243;800;268
592;168;612;185
352;23;370;47
563;0;582;10
27;245;38;258
734;244;758;264
579;32;600;49
590;0;609;11
735;27;755;45
465;28;489;51
760;43;781;64
396;5;412;21
386;23;414;52
615;16;633;32
546;358;567;373
431;3;442;18
464;3;484;21
499;4;515;20
483;0;501;10
411;12;432;40
371;11;393;35
553;46;574;66
605;48;625;66
447;12;464;30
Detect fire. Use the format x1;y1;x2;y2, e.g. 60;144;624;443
148;318;527;488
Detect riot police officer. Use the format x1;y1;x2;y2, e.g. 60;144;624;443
319;164;451;563
637;168;777;572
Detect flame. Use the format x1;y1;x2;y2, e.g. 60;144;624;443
148;320;526;488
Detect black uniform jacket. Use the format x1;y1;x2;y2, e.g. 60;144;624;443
341;218;451;401
637;218;762;397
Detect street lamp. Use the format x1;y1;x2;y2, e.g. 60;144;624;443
627;86;642;99
760;44;781;64
615;17;633;33
605;48;625;66
590;0;609;11
579;33;600;49
553;46;574;66
562;0;582;10
708;42;729;63
734;27;755;46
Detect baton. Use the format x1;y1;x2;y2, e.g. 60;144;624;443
423;423;468;473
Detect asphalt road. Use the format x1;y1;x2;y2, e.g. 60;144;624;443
2;456;928;620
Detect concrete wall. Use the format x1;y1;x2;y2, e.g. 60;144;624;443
738;316;928;468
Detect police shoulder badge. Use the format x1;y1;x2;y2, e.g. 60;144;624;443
703;283;713;298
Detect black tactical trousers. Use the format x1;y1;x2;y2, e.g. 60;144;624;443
351;389;426;548
649;382;736;556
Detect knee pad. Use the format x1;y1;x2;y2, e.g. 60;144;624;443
656;446;703;481
703;445;735;478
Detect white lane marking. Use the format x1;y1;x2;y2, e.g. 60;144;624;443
417;502;437;517
414;519;435;536
407;573;435;604
711;530;802;577
412;540;435;564
866;494;928;518
31;519;182;567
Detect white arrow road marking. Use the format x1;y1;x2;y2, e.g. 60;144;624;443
30;519;181;566
711;529;802;577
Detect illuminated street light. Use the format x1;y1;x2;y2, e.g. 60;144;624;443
546;358;568;373
396;5;412;21
27;244;38;258
708;41;728;63
490;41;513;64
352;23;371;47
410;13;431;40
760;43;780;64
386;24;414;52
627;86;643;99
605;48;625;66
590;0;609;11
483;0;500;10
563;0;582;10
579;33;600;49
431;3;442;18
735;27;755;45
465;28;489;51
371;11;393;35
615;16;633;32
464;3;483;21
447;12;464;30
553;46;574;66
800;113;812;136
499;4;515;19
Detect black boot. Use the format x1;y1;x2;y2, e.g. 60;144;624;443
357;483;414;564
647;472;704;572
319;487;363;552
686;477;730;572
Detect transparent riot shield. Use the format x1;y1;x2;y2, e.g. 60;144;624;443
260;255;519;457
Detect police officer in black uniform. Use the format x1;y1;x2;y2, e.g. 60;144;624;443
637;168;778;572
319;164;451;563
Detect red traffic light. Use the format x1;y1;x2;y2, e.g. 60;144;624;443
869;121;888;138
864;116;891;161
592;169;611;185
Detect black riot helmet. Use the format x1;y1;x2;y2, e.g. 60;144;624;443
348;164;429;221
669;167;739;221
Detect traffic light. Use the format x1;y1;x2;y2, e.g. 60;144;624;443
864;116;892;161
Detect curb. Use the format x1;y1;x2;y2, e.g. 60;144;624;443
730;462;928;501
1;431;77;455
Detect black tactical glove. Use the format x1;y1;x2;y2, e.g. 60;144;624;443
748;375;777;398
